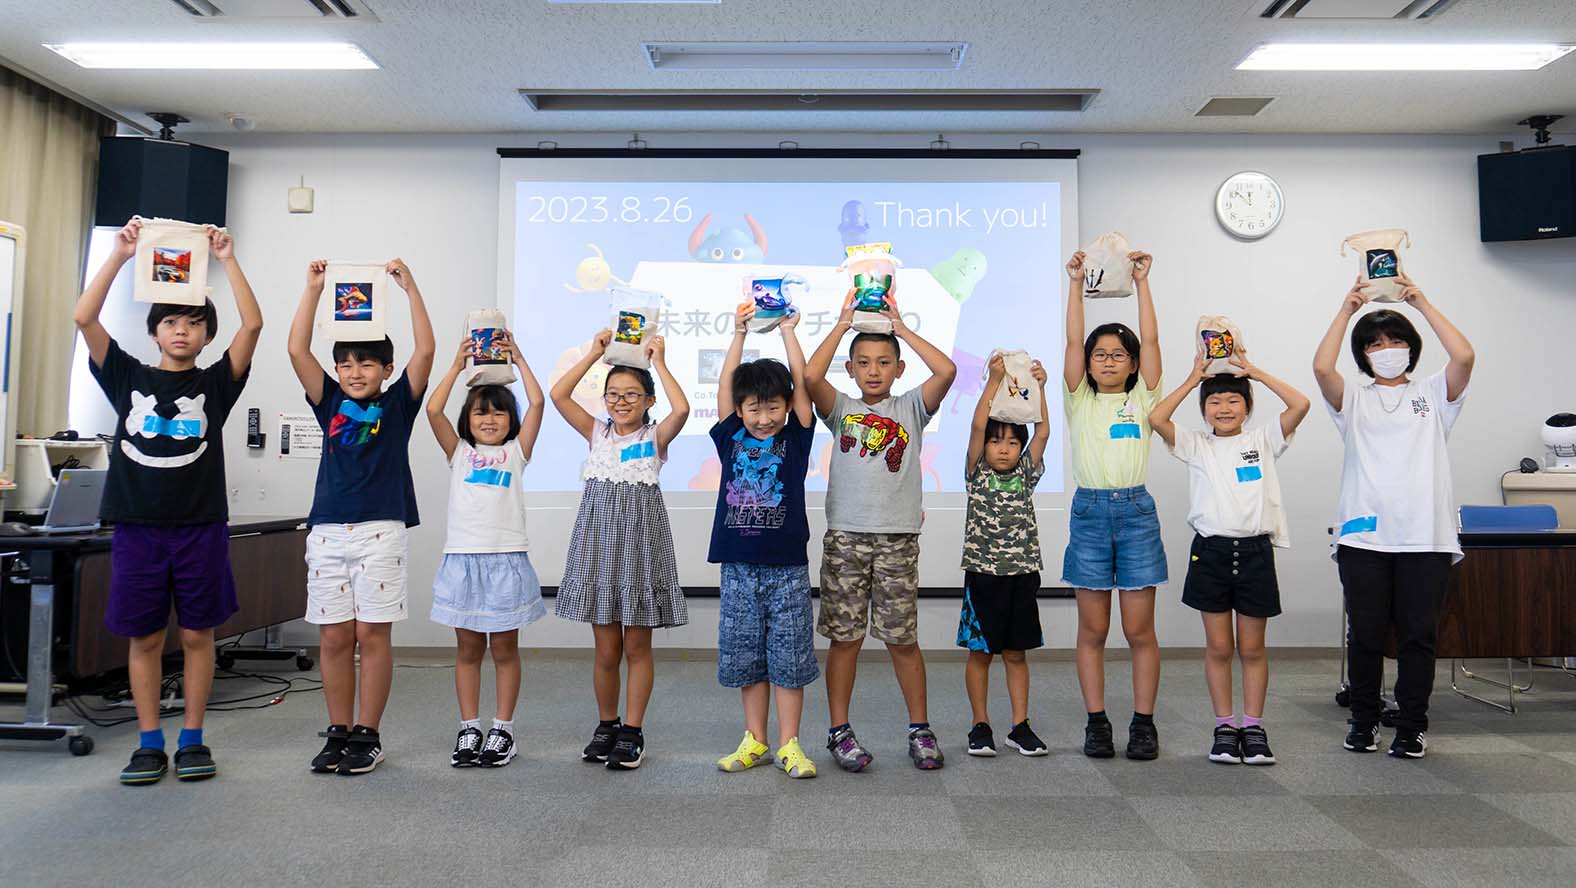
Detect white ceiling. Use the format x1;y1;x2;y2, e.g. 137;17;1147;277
1;0;1573;136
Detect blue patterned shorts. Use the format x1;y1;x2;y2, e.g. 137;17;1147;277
717;562;820;689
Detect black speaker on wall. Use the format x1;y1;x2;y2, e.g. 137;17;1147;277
93;136;229;228
1477;145;1576;242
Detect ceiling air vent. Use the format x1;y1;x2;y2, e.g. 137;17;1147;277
1260;0;1459;18
1195;97;1275;117
169;0;376;20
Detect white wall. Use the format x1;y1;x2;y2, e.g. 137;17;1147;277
71;130;1576;650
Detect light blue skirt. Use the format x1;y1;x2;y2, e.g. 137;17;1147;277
431;552;547;633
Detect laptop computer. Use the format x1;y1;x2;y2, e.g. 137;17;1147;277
38;468;107;534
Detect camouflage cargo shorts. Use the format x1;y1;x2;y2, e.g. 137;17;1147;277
817;530;921;645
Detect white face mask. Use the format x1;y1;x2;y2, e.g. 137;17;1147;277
1368;346;1411;380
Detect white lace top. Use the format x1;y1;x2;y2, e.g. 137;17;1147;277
581;420;664;486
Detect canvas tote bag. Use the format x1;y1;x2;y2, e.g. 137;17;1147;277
1081;231;1134;299
464;308;516;387
602;287;662;369
1195;315;1245;377
321;261;390;341
133;217;211;306
1340;228;1411;303
985;348;1042;424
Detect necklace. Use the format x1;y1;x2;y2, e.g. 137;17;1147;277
1374;381;1410;414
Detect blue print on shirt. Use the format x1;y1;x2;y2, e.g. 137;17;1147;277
464;467;512;487
141;415;202;438
1340;515;1379;536
1109;423;1141;439
1235;465;1263;482
620;440;656;462
329;399;383;449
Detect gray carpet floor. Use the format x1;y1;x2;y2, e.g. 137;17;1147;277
4;650;1576;888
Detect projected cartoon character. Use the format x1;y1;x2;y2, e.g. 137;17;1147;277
689;214;768;263
838;200;869;248
930;248;988;305
838;412;910;474
122;392;208;468
564;243;630;293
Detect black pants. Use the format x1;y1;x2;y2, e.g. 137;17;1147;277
1337;546;1452;732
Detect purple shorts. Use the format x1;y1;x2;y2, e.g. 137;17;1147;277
106;522;239;638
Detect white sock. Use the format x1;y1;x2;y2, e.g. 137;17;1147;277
492;718;514;736
460;718;481;731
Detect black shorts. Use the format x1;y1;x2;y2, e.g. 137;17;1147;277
956;571;1044;654
1182;534;1281;618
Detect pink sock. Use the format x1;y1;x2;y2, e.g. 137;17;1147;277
1215;715;1237;728
1243;715;1263;728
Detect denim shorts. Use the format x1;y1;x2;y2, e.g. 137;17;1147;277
1061;486;1169;591
717;562;820;689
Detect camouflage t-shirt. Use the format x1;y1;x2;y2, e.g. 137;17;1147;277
961;453;1046;576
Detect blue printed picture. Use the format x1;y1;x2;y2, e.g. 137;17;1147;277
334;282;374;321
1366;249;1399;280
470;327;507;365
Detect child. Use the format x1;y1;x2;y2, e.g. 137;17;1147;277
286;258;436;776
710;303;820;779
804;287;957;771
75;219;262;785
424;329;546;769
1313;273;1473;759
1060;248;1166;761
958;353;1052;757
549;329;689;770
1149;348;1310;765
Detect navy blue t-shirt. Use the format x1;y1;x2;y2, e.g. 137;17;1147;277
707;412;814;565
306;370;423;527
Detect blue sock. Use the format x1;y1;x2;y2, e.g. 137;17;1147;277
140;729;165;751
908;722;930;732
177;727;202;749
829;722;851;738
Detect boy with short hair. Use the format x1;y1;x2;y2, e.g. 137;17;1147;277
804;289;957;771
286;257;435;776
74;218;264;785
710;302;820;779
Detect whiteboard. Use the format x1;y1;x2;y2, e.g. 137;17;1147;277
0;221;22;480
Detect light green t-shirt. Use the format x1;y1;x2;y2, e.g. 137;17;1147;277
1064;376;1162;490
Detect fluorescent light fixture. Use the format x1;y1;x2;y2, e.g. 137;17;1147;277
642;41;967;71
551;1;718;3
43;41;379;70
1237;43;1575;71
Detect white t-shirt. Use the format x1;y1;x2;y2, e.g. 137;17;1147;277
1170;422;1292;547
443;442;531;554
1327;370;1466;562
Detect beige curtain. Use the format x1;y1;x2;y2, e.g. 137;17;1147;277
0;66;112;437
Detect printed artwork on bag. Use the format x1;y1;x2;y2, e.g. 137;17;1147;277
615;310;648;345
328;399;382;450
463;447;513;488
334;283;374;322
852;272;894;313
1201;328;1234;360
122;392;207;469
1005;375;1031;402
152;247;191;284
1366;249;1399;280
723;429;788;533
838;411;910;473
470;328;507;365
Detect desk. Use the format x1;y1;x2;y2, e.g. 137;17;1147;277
0;516;307;756
1439;529;1576;712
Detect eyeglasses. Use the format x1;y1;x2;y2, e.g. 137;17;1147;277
603;392;646;405
1090;351;1131;364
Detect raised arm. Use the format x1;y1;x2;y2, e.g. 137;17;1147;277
648;335;690;453
1063;251;1087;393
73;218;140;368
965;353;1004;472
506;330;547;462
388;258;435;396
1231;348;1312;440
779;308;814;428
549;330;609;443
717;302;752;419
885;289;957;415
1312;277;1369;411
1399;275;1474;402
1130;251;1161;390
287;259;328;405
1149;352;1208;449
1027;360;1051;466
207;228;263;380
804;290;856;417
424;335;470;462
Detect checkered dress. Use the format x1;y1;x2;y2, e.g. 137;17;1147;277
555;421;686;628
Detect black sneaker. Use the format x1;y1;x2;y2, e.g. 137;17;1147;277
336;725;384;775
310;724;350;773
1005;721;1049;757
606;726;644;770
1126;720;1159;761
582;719;621;762
1208;725;1243;764
478;727;517;768
1388;729;1426;759
1083;718;1116;759
1240;725;1277;765
173;744;217;781
967;722;997;757
451;726;484;768
120;747;168;785
1343;721;1379;753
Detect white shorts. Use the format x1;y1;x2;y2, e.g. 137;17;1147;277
304;520;410;625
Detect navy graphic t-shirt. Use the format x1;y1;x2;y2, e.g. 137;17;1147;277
706;412;813;565
306;370;423;527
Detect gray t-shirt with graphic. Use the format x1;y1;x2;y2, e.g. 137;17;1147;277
820;388;930;534
961;453;1046;575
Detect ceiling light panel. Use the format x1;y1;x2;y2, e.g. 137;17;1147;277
42;42;380;69
1237;43;1575;71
